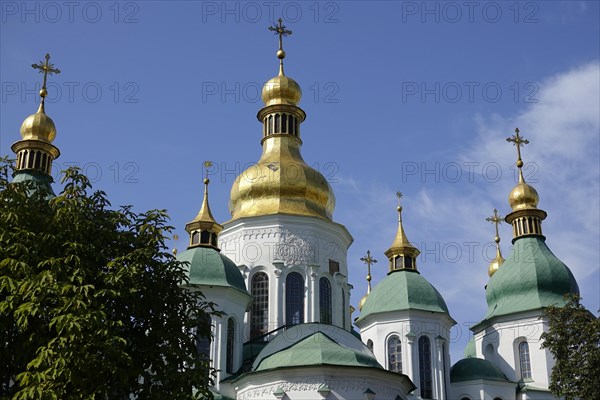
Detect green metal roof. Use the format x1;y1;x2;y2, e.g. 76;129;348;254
358;269;449;322
463;337;476;358
450;358;511;383
255;331;381;371
177;246;248;294
12;170;55;197
483;236;579;321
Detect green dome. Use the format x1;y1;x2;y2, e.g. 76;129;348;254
255;331;381;371
177;246;248;294
450;358;510;383
358;269;449;321
484;236;579;320
463;337;476;358
12;170;55;197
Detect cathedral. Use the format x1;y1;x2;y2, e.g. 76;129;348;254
8;20;581;400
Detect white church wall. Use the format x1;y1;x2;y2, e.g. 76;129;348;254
473;310;553;389
220;214;353;339
357;310;453;400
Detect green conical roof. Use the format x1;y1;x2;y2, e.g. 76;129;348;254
450;358;511;383
177;246;248;294
484;236;579;320
255;331;381;371
463;337;476;358
12;170;55;197
357;269;449;322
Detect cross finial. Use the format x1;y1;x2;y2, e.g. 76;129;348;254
486;208;503;244
172;234;180;256
268;18;292;75
31;53;60;103
203;160;213;182
269;18;292;52
360;250;377;293
396;191;404;220
506;128;529;181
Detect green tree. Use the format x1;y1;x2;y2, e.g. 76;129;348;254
0;158;216;400
541;294;600;400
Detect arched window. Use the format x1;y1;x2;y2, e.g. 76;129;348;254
387;335;402;373
281;114;288;133
191;231;199;245
274;114;280;133
519;341;532;379
250;272;269;339
319;277;332;324
196;313;211;361
485;343;495;361
367;339;373;352
419;336;433;399
200;230;210;244
226;318;235;373
285;272;304;325
395;256;403;269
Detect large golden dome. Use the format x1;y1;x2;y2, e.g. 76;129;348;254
20;103;56;143
508;181;539;211
228;135;335;221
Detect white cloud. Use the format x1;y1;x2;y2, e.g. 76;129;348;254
346;61;600;363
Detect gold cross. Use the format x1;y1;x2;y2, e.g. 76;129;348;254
31;53;61;96
506;128;529;168
360;250;377;293
486;209;502;244
396;191;403;203
269;18;292;52
203;160;213;180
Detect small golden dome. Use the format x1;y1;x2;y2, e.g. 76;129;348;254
20;103;56;143
228;136;335;221
488;255;504;277
508;181;539;211
262;73;302;106
359;294;369;311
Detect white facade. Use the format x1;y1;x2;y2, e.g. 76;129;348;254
471;310;554;388
220;214;354;338
358;310;454;400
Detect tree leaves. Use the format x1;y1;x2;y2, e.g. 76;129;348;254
541;294;600;400
0;160;215;400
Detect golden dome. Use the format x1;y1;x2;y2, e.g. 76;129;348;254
359;293;369;311
228;135;335;221
488;253;505;277
508;181;539;211
261;72;302;106
20;103;56;143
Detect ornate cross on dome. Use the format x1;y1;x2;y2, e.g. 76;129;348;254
360;250;377;293
486;209;503;244
32;53;60;101
506;128;529;167
203;160;213;181
269;18;292;52
396;191;404;221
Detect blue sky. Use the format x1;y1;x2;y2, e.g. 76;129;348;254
2;1;599;364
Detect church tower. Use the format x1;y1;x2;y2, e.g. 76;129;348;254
355;194;455;400
469;129;580;396
219;19;353;340
11;54;61;195
176;163;252;387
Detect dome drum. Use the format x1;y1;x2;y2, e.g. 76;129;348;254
505;208;547;241
11;139;60;175
258;104;306;143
